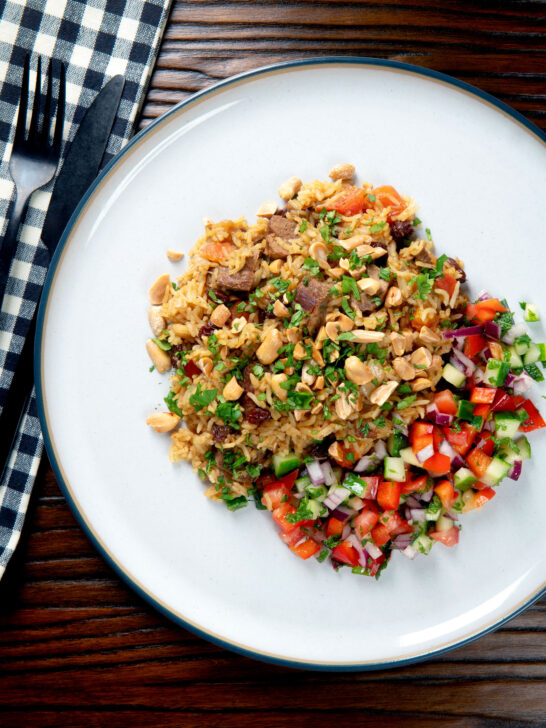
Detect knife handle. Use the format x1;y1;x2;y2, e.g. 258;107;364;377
0;311;37;483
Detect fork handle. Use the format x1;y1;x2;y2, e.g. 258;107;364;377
0;191;30;304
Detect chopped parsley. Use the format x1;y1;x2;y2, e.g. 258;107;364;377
299;219;308;233
413;217;422;225
152;337;171;351
216;401;242;428
341;297;356;321
379;267;391;282
397;394;417;410
164;390;183;417
253;364;265;379
369;221;386;233
189;384;217;412
341;275;360;300
270;276;290;293
302;257;321;276
337;331;356;341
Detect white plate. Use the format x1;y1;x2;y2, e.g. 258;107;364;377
37;59;546;669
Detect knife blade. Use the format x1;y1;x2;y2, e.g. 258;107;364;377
0;76;125;480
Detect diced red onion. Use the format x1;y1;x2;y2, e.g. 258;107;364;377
419;488;434;503
402;545;417;560
473;367;486;384
394;420;409;436
416;442;434;463
330;505;356;522
405;495;422;508
477;289;492;301
513;372;533;396
502;322;527;345
451;348;476;375
442;325;483;339
323;486;350;510
504;372;516;387
374;440;387;459
366;541;383;560
450;355;466;373
481;348;493;363
508;460;522;481
320;460;336;486
354;455;377;473
347;533;368;567
341;523;351;541
483;418;495;433
439;439;466;469
393;534;413;550
427;402;453;426
410;508;426;523
484;321;501;340
306;459;325;485
444;510;459;521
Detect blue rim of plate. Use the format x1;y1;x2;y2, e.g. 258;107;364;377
35;57;546;672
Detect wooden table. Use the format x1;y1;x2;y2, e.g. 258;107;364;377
1;3;545;726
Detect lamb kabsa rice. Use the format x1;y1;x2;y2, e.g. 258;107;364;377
145;165;545;577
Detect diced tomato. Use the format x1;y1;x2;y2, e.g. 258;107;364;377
466;447;492;479
324;186;372;216
377;480;402;511
488;341;503;360
519;399;546;432
463;334;486;360
491;392;525;414
434;480;457;510
373;185;407;222
326;517;345;538
360;476;380;499
430;526;459;547
279;527;305;547
410;422;434;442
331;541;360;567
432;425;444;451
435;273;457;298
256;472;277;489
443;423;477;456
371;523;391;547
466;299;508;323
473;403;491;422
401;474;429;495
276;469;299;491
434;390;458;416
462;487;496;512
412;434;433;457
478;435;495;456
261;483;291;511
183;360;201;378
199;241;234;263
470;387;497;404
272;503;298;532
289;537;320;560
379;510;413;535
367;553;387;577
423;452;451;475
353;506;380;539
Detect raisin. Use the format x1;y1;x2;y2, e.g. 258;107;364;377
199;322;218;338
170;344;186;369
390;220;414;244
245;406;272;425
211;423;233;443
447;257;467;284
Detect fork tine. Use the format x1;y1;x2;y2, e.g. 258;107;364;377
28;55;42;141
52;61;65;154
41;58;53;145
13;54;30;144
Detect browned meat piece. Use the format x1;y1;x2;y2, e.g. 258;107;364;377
242;364;255;393
447;256;467;284
294;278;331;332
217;253;258;292
353;293;377;313
268;215;297;240
211;423;234;443
265;233;290;259
366;265;389;302
199;322;218;338
415;248;434;266
390;220;414;244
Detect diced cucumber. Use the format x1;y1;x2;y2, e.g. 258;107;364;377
485;359;510;386
425;495;442;522
388;431;408;457
495;412;522;439
400;446;420;467
454;467;478;491
507;346;523;369
523;303;540;322
295;476;311;493
318;503;329;518
384;457;406;482
305;483;327;500
272;452;301;478
497;441;521;466
537;343;546;362
442;362;466;388
413;533;434;554
482;456;511;487
515;435;531;460
462;490;475;508
343;473;367;497
523;342;541;365
436;515;454;532
306;499;322;519
457;399;475;421
514;338;530;356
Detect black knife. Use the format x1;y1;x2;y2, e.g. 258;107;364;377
0;76;125;478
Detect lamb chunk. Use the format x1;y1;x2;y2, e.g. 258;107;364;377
217;253;258;292
294;278;331;332
211;423;234;443
265;233;290;259
242;364;255;393
415;247;434;266
366;265;389;302
447;256;467;284
268;215;297;240
353;293;377;313
390;220;414;244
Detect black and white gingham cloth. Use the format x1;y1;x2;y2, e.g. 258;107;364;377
0;0;173;576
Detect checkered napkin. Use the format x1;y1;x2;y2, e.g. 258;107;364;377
0;0;172;577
